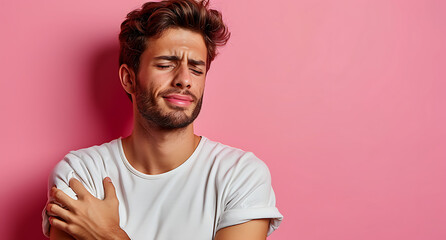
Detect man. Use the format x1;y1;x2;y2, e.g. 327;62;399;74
42;0;282;239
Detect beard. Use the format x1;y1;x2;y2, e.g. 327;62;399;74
135;84;203;130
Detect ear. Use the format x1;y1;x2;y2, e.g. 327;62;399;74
119;64;136;95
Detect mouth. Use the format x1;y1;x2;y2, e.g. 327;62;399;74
163;94;194;107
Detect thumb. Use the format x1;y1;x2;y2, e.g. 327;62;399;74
103;177;117;201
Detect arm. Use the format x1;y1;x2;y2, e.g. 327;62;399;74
46;177;130;240
214;219;270;240
216;154;283;238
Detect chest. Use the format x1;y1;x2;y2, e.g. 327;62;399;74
112;172;223;240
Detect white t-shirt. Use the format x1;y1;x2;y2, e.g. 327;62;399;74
42;137;282;239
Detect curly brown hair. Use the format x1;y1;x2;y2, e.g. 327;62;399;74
119;0;230;75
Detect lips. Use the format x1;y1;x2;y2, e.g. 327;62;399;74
163;94;193;107
164;94;193;101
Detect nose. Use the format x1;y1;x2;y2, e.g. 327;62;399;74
172;64;191;89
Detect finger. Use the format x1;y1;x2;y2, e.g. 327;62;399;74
51;187;76;209
47;203;72;222
103;177;117;201
69;178;91;199
49;216;71;234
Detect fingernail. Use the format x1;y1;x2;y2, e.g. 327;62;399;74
50;187;56;196
104;177;112;182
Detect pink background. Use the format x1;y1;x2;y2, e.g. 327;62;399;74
1;0;445;239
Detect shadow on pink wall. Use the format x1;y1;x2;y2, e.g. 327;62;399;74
11;42;132;239
12;176;48;239
87;42;133;140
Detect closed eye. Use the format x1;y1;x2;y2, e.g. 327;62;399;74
157;65;172;69
190;68;203;75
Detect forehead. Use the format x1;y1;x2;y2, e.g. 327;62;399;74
143;28;207;61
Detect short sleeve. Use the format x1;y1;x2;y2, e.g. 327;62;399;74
41;152;105;237
216;153;283;236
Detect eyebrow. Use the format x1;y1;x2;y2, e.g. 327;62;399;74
154;55;206;66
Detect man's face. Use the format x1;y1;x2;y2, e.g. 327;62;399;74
134;28;207;129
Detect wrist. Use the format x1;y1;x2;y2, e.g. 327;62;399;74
107;227;130;240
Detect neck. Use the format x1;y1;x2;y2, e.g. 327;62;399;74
122;114;200;175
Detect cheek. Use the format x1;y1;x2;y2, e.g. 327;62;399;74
198;79;206;95
141;73;169;95
192;81;205;97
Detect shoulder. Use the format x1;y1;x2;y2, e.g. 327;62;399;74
64;139;120;163
50;139;120;191
54;139;118;171
200;137;272;184
202;137;266;164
